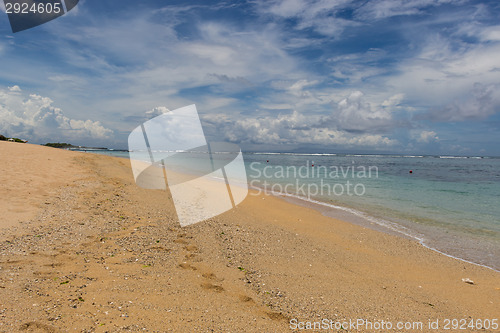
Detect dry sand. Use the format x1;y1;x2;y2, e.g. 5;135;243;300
0;142;498;332
0;142;85;230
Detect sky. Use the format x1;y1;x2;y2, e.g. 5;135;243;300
0;0;499;155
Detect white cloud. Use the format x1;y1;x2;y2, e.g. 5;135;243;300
42;15;304;124
326;48;389;85
257;0;460;38
68;119;112;139
387;33;500;109
327;91;399;133
256;0;359;38
355;0;459;20
259;103;293;110
423;83;500;122
145;106;170;119
1;0;498;153
259;79;332;113
263;0;308;17
287;79;318;97
480;26;500;42
8;85;21;92
457;24;500;43
0;86;113;143
412;130;439;143
203;109;398;148
199;97;238;111
183;43;236;67
381;93;405;107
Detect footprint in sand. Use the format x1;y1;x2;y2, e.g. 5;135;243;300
43;262;63;268
201;282;224;293
199;271;224;292
19;321;56;332
265;312;289;321
183;244;199;260
201;272;216;280
178;263;197;270
238;295;254;303
184;245;198;252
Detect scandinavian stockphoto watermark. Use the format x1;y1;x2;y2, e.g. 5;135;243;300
289;318;499;331
2;0;79;33
127;104;376;226
128;104;248;227
248;160;378;199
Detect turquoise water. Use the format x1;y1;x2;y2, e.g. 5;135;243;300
82;149;500;270
245;153;500;270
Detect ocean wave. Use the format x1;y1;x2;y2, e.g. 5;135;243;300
253;187;500;272
251;152;337;156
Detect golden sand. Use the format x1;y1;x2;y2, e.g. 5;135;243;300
0;142;498;331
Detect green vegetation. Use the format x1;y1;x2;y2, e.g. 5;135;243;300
43;142;109;150
44;142;76;148
0;134;27;143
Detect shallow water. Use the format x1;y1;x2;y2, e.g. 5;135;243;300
87;149;500;270
245;153;500;271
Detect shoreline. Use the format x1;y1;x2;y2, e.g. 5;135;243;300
1;143;498;331
274;191;500;273
83;149;500;272
98;149;500;272
245;183;500;273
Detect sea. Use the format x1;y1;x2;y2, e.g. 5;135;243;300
80;149;500;271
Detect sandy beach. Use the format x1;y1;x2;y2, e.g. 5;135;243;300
0;141;498;332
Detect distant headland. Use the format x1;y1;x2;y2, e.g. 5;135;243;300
44;142;111;150
0;134;28;143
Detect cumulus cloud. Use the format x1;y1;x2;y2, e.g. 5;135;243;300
412;130;439;143
324;91;403;133
0;86;113;143
199;88;406;148
122;106;172;126
203;110;398;148
8;85;21;92
145;106;170;119
2;1;497;153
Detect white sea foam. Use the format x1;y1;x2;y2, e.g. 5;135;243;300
250;185;424;242
262;188;500;272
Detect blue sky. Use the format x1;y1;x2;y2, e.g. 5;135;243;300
0;0;499;155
